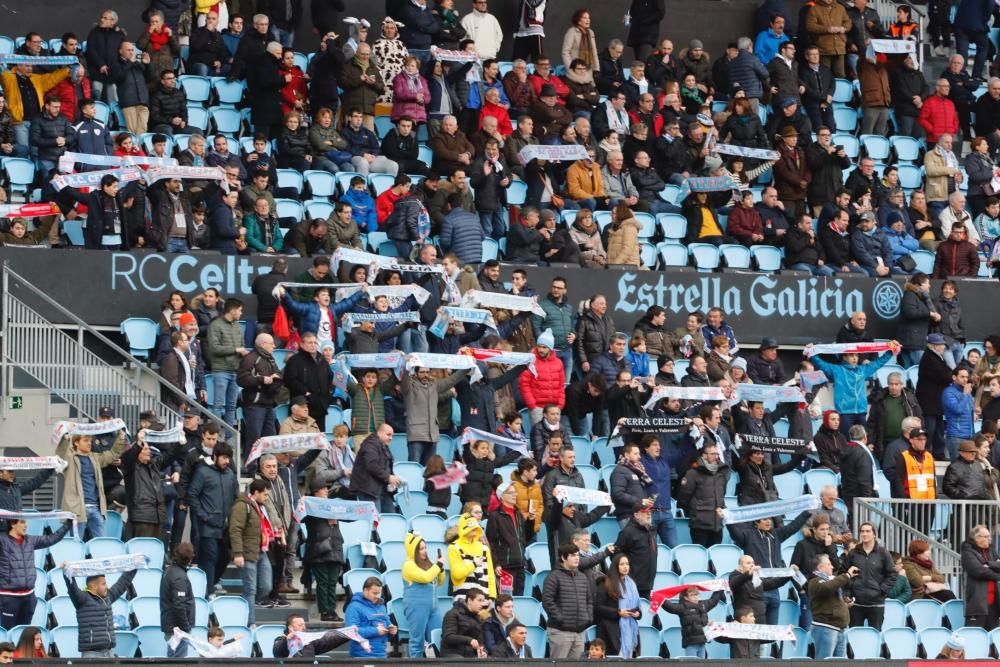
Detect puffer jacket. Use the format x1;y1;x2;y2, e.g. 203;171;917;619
677;461;730;532
159;562;195;633
660;593;726;647
942;383;975;438
29;111;76;162
206;315;244;372
843;542;898;606
0;523;70;590
460;446;521;508
542;566;593;632
280;290;363;341
344;592;391;657
575;308;616;365
727;50;769;99
349;432;395;499
615;518;658;593
850;227;892;273
519;347;566;409
187;461;238;539
722;112;767;149
67;569;136;651
111;58;152;108
811;351;893;415
610;463;649;520
0;470;54;515
439;208;484;264
148;84;188;130
606;218;642;266
441;601;485;657
510;471;544;534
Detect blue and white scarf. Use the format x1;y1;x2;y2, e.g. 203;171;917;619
342;311;420;329
619;576;641;658
735;384;803;403
57;152;178;173
460;427;530;457
405;352;482;381
460;290;546;316
292;496;379;524
51;167;145;192
0;54;79;66
721;494;821;524
341;351;406;375
63;553;148;577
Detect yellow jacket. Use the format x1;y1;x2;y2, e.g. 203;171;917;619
447;513;497;598
401;532;446;585
566;161;606;200
0;68;70;124
510;470;543;534
195;0;217;12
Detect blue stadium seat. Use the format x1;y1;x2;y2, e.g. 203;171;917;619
380;541;408;570
658;213;686;239
638;625;662;657
418;144;433;167
136;625;169;657
369;173;395;196
658;242;689;267
526;542;550;572
876;363;906;388
88;536;127;559
634;212;657;239
688;243;720;270
187;106;210;133
804;468;839;494
395;462;425;491
707;544;742;575
276;168;304;194
127;537;165;569
48;595;76;626
0;37;14;55
846;626;882;658
115;630;140;657
335;171;365;194
5;158;35;198
890;136;921;163
781;626;809;658
52;625;80;657
209;596;249;627
834;106;858;133
374;116;394;139
833;78;854;103
304;199;334;219
672;544;709;574
131;569;161;598
751;245;783;272
179;75;212;103
409;514;447;542
396;490;428;516
508;180;528;206
481;238;499;261
592;517;620;547
907;599;944;631
773;470;803;498
897;164;923;190
513;596;543;625
662;626;684;657
275;198;304;222
119;318;158;359
883;627;918;658
860;134;891;161
130;596;161;626
719;244;751;269
833;134;860;159
958;627;990;658
254;625;285;658
942;598;964;630
213;78;244;106
920;626;951;657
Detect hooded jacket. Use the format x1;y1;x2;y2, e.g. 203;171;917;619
343;591;391;657
811;351;892;415
448;513;497;598
677;460;730;532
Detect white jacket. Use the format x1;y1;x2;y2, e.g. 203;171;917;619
460;10;504;60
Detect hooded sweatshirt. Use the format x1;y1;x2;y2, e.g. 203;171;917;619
447;512;496;599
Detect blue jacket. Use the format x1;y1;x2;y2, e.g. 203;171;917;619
811;351;893;415
885;226;919;259
754;29;790;65
641;450;673;511
591;352;627;386
727;50;769;99
341;188;377;233
73;118;113;157
398;2;442;50
343;591;391;657
701;321;739;353
0;523;70;590
341;125;381;157
281;290;363;340
954;0;993;33
187;461;238;539
439;208;485;264
850;227;893;272
626;351;651;378
942;383;976;437
0;469;54;514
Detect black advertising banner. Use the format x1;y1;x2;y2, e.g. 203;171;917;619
3;247;1000;344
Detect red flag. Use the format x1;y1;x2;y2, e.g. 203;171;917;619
648;579;730;613
428;461;469;490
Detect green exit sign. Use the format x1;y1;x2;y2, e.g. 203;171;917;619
8;396;22;410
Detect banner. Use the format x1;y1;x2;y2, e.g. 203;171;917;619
405;352;481;381
343;311;420;329
337;284;431;306
753;567;808;588
704;621;796;642
460;427;530;457
644;385;725;409
440;307;498;332
427;461;469;490
292;496;379;524
51;167;145;192
721;494;821;524
735;434;819;462
51;419;127;447
805;341;899;357
677;175;738;204
245;433;329;464
430;47;480;63
58;152;178;173
63;553;148;577
0;202;60;219
649;579;731;613
735;384;804;403
287;627;370;656
553;485;613;507
140;423;186;444
799;370;828;392
871;39;915;54
517;143;590;165
0;456;68;472
0;55;79;66
341;351;406;377
143;165;229;191
611;416;689;437
463;347;535;375
460;290;545;316
332;246;400;271
169;628;244;658
714;144;780;161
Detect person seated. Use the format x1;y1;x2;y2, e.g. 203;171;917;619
276;112;313;172
851;211;900;277
885;212;920;267
565;148;608;210
727;191;766;247
683;191;734;246
933;222;980;278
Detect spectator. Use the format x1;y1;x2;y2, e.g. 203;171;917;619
401;532;445;656
592;553;641;658
187;442;238;593
808;344;895;434
229;478;272;627
380;116;426;177
961;525;1000;628
942;366;976;460
890;55;927;138
808;554;857;659
867;372;922;459
0;518;70;629
492;621;532;658
933;223;980;278
806;0;851;78
660;586;727;658
188;11;227;77
843;522;898;629
372;19;409;105
121;432;167;539
137;11;180;82
939;192;978;244
461;0;503;60
55;426;127;539
341;44;385;130
728;37;770;108
349;424;400;513
398;0;442;62
343;577;396;658
66;567;137;658
159;543;196;657
919;82;960;148
677;442;730;547
542;542;593;659
485;483;529;596
272;613;348;658
903;539;959;603
342;107;398;176
440;587;488;657
148;69;188;136
429;115;475;176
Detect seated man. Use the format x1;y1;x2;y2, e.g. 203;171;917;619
341;107;398;177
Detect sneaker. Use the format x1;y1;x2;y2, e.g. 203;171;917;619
320;612;342;622
213;583;226;595
274;599;292;608
256;600;275;609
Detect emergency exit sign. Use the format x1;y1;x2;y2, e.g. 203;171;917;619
8;396;22;409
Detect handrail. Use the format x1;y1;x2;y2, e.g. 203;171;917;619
1;262;240;459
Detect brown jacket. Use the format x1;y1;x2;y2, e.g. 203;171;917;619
529;99;573;138
340;60;386;115
774;145;812;201
428;130;475;163
901;557;947;599
566;161;607;199
606;217;642;266
858;60;891;108
807;0;852;55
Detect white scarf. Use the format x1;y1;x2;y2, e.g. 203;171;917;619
604;101;629;135
175;348;196;400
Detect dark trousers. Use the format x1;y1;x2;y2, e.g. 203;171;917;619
197;530;230;588
268;540;288;599
512;35;544;62
0;594;36;629
923;414;948;459
690;528;722;547
849;605;884;630
502;566;526;597
171;506;196;550
129;522;162;539
838;412;867;437
243;405;276;454
313;562;342;614
965;608;1000;629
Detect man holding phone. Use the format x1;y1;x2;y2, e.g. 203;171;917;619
486;483;530;596
806;126;852;217
808;554;860;658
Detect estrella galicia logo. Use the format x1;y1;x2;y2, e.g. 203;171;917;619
871;281;903;319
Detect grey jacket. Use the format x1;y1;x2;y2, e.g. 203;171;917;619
67;569;136;651
542;566;594;632
401;369;470;442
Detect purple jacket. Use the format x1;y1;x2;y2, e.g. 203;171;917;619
391;71;431;123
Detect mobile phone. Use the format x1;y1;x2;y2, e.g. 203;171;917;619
833;145;843;151
437;548;443;559
528;499;535;513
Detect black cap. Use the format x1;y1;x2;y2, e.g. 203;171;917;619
183;409;200;419
310;478;328;493
139;410;156;422
98;406;115;418
291;395;309;407
759;337;779;350
909;429;928;439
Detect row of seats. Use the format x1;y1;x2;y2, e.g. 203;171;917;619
25;622;272;658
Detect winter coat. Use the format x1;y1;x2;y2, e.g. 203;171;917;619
0;470;53;517
806;143;851;206
340;59;386;115
597;50;626;96
961;536;1000;617
30;111;75;162
67;569;136;651
610;463;649;520
402;369;469;443
391;72;431;123
942;383;976;438
485;504;527;570
55;433;127;520
615;518;657;593
187;461;238;539
774;145;810;201
858;60;890;108
807;0;852;55
916;348;953;416
229;494;265;562
121;445;166;525
506;220;543;262
660;592;726;647
943;456;992;499
918;96;959;145
344;592;391;657
441;602;485;657
867;388;922;453
954;0;994;32
159;563;195;633
677;462;730;532
575;308;616;365
0;524;70;591
460;446;520;508
811;351;892;415
136;28;180;80
606;217;642;266
519;348;566;409
148;83;187;130
843;543;898;605
349;432;395;499
727;50;769;99
730;513;811;569
898;285;936;350
933;239;980;278
542;464;609;546
236;347;283;408
850;227;892;273
542;566;594;632
85;26;127;84
808;573;852;629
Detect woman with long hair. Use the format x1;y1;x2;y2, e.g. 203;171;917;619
606;202;641;267
14;626;46;658
160;290;190;331
594;553;642;658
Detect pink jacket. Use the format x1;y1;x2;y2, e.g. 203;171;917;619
391;72;431;123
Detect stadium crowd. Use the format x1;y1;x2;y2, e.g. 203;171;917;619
0;0;1000;662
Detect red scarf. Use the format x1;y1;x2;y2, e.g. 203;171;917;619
250;495;275;552
147;29;170;52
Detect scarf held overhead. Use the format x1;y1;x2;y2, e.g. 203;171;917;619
292;496;380;524
806;341;899;357
460;427;530;457
721;494;821;524
460;290;546;316
0;456;68;472
245;433;329;464
63;553;148;577
649;578;731;613
51;419;127;447
553;485;613;507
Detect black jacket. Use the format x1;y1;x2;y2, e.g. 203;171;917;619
660;592;726;646
159;563;195;633
30;111;75;162
843;542;897;606
615;518;658;594
146;183;202;250
247;52;284;128
916;348;953;416
819;221;852;267
729;569;787;621
304;513;345;564
790;536;841;580
575;309;616;365
457;364;526;434
258;0;303;30
598;50;626;96
594;578;629;656
800;62;835;108
961;535;1000;618
86;25;127;84
349;433;394;498
891;66;928;118
282;350;333;420
733;455;801;507
898;286;936;350
237;348;283;408
441;603;484;657
745;352;786;385
491;639;533;658
121;444;166;525
839;441;877;501
230;29;269;81
64;188;129;250
459;446;520;508
610;463;650;520
111;58;153;108
148;84;188;129
943;457;993;499
806;142;851;206
485;505;527;570
677;462;730;532
542;566;594;632
67;569;136;651
189;26;227;69
730;512;810;569
784;226;824;266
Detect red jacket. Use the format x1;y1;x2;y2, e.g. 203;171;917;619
52;76;92;123
518;347;566;409
529;73;570;105
933;238;980;277
726;206;764;243
918;94;959;144
279;65;308;116
480;100;513;137
376;188;404;225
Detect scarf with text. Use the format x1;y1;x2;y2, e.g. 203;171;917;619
649;579;730;613
721;494;821;524
460;290;545;316
428;461;470;489
51;419;127;447
463;347;535;375
644;385;725;409
51;167;145;192
806;341;899;357
336;284;431;305
0;202;60;218
57;152;178;173
245;433;329;464
292;496;379;524
63;553;147;577
553;485;613;507
735;384;804;403
0;456;68;472
168;629;244;658
460;427;530;456
704;621;796;642
405;352;482;381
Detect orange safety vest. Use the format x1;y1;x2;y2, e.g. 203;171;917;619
902;449;936;499
889;22;918;38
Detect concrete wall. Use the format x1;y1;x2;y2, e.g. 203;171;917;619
10;0;764;64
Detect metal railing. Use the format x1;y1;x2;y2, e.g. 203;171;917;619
870;0;927;68
0;263;240;459
853;497;1000;598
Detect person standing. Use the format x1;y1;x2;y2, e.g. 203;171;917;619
808;554;858;659
159;543;195;658
614;506;657;599
942;366;976;461
229;479;272;627
0;519;71;629
282;333;334;433
349;424;401;514
677;442;730;547
66;567;137;658
56;428;128;539
402;532;445;656
961;525;1000;628
121;432;168;539
542;543;593;659
187;442;238;594
402;366;471;464
486;482;529;596
843;522;897;629
206;298;248;431
236;333;283;452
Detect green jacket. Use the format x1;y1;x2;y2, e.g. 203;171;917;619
888;570;912;603
228;495;263;562
243;213;285;253
56;432;128;520
206;316;244;372
348;375;398;437
807;573;852;630
532;294;574;351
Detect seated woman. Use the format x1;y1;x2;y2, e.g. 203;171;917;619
276;112;313;172
902;539;958;603
605;202;642;268
683;191;734;246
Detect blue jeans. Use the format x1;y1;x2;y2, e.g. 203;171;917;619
408;48;431;65
574;197;598;210
397;326;428;353
788;262;835;276
13;122;29;152
900;349;923;367
408;441;433;465
270;27;294;48
197;531;229;589
91;81;118;104
685;644;707;657
358;491;395;515
241;552;272;626
85;504;105;539
839;412;867;437
945;436;965;460
243;405;276;452
956;28;989;78
312;157;341;173
167;238;189;253
166;636;190;658
799;591;813;630
764;588;781;625
556;348;573;383
212;371;239;427
943;342;964;369
811;625;846;659
479;210;507;240
651;509;677;547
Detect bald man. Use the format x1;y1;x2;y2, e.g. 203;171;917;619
237;332;284;448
